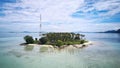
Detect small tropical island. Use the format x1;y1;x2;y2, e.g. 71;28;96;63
20;15;92;49
21;32;92;49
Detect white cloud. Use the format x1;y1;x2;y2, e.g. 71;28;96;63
0;0;84;22
0;0;120;32
77;0;120;17
94;0;120;16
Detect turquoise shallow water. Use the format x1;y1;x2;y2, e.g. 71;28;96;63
0;33;120;68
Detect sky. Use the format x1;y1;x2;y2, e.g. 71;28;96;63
0;0;120;32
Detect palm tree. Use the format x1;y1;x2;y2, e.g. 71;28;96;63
81;34;85;40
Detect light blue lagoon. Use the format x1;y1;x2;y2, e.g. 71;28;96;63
0;33;120;68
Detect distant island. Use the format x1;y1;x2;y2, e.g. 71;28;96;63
8;31;38;33
102;29;120;33
75;29;120;33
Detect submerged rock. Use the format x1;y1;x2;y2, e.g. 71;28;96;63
24;45;34;51
39;45;54;52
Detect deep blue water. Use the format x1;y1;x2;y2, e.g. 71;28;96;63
0;33;120;68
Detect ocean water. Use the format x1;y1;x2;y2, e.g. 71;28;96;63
0;33;120;68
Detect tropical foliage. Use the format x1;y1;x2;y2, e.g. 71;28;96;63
42;32;86;46
39;37;48;44
24;35;34;44
24;33;86;47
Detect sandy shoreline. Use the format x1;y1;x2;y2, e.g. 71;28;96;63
21;41;93;49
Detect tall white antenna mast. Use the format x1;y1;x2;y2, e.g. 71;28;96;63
39;14;42;36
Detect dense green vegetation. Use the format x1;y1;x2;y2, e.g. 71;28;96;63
39;37;48;44
24;35;34;44
41;33;87;46
56;40;63;47
24;33;87;47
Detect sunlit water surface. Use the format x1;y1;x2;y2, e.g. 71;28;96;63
0;33;120;68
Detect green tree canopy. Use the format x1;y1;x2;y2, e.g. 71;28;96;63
24;35;34;44
39;37;48;44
